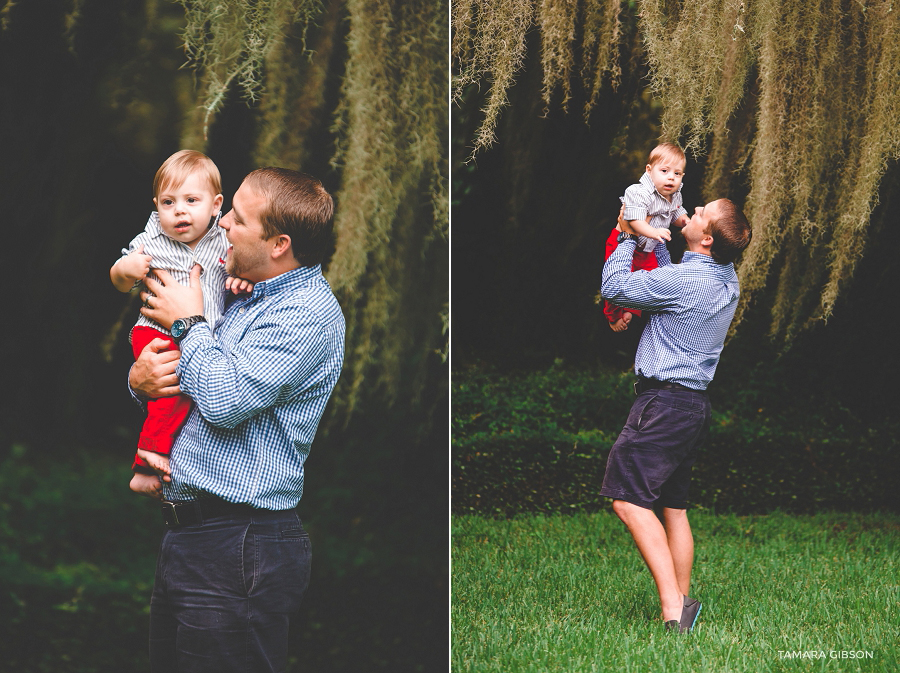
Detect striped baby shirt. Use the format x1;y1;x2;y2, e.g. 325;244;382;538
621;171;688;253
117;212;230;336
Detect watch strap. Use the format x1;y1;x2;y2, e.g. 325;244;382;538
173;315;207;341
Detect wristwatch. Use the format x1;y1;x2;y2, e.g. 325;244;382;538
171;315;207;342
617;230;638;243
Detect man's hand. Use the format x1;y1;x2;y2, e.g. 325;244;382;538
141;265;204;330
130;338;181;398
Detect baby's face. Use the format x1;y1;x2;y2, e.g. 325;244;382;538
646;159;685;198
154;172;223;248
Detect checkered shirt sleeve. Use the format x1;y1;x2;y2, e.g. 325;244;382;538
161;265;345;509
601;238;740;390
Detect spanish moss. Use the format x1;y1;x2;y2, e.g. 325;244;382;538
454;0;900;343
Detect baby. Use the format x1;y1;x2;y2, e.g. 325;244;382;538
603;142;690;331
110;150;250;496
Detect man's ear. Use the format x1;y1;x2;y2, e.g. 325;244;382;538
271;234;293;259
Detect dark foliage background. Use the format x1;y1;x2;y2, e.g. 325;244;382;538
0;1;446;671
453;364;900;517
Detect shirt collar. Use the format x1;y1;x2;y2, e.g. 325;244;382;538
682;250;733;272
250;264;324;299
639;170;683;198
145;211;222;242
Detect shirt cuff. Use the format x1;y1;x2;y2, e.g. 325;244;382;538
127;364;147;410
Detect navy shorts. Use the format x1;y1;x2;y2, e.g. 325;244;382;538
600;386;711;510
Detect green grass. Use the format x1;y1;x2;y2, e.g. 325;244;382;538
452;511;900;672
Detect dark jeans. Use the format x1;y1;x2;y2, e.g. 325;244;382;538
149;507;311;673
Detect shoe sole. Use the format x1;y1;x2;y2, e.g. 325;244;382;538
685;603;701;632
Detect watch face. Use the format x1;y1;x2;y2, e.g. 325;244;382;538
171;320;185;338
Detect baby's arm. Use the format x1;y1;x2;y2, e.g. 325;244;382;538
627;218;671;243
621;185;670;243
111;244;152;292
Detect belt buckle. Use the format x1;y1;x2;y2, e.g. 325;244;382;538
161;500;181;527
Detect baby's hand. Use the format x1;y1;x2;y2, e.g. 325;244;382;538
121;244;153;281
225;276;254;295
650;228;671;243
673;214;689;228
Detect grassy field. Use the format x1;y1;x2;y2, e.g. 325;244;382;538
452;510;900;672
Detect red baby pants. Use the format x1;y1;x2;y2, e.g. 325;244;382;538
130;326;193;473
603;228;658;324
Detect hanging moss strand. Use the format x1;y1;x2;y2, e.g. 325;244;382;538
455;0;900;346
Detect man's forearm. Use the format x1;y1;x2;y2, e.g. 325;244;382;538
602;236;681;312
176;315;328;430
601;236;637;301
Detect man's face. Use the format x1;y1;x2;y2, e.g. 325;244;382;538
154;172;223;249
219;181;270;282
646;159;685;198
682;200;722;248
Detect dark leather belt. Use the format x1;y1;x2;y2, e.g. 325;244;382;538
634;377;706;395
160;497;255;527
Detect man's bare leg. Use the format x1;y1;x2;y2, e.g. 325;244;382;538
662;507;694;597
612;499;683;621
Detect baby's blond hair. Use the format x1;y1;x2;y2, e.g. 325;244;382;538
647;142;686;168
153;150;222;199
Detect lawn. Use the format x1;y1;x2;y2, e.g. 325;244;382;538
452;510;900;672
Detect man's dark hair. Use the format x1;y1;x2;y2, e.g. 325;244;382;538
705;199;752;264
244;167;335;266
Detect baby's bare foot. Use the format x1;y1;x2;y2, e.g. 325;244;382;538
137;449;171;481
609;313;632;332
130;472;163;499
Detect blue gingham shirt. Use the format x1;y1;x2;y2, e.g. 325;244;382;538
118;212;230;336
601;238;739;390
160;265;345;509
622;171;688;253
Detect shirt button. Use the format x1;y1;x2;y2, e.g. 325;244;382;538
239;307;245;314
